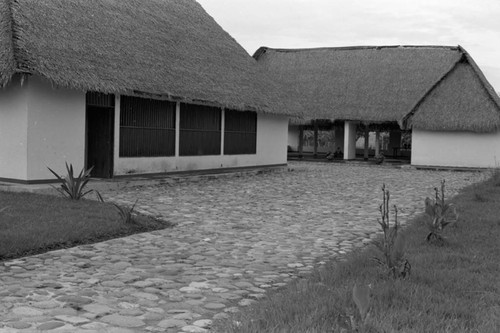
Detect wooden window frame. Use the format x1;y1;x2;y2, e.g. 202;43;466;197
179;103;221;156
119;96;176;157
224;109;257;155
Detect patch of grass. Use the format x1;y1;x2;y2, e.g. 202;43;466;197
214;176;500;333
0;191;173;261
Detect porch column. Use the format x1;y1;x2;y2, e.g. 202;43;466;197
375;130;381;156
175;102;180;157
344;121;357;160
113;95;121;167
313;121;319;158
334;125;344;151
388;130;402;157
298;126;304;158
363;126;369;161
220;108;225;155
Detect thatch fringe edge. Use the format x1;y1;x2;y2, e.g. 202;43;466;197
14;73;285;116
0;0;17;87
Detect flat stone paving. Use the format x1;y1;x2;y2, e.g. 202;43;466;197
0;162;488;332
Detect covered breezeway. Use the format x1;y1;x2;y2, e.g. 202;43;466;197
288;120;411;164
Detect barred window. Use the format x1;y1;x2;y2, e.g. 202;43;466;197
224;110;257;155
119;96;175;157
179;103;221;156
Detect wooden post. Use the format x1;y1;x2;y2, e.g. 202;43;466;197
363;126;369;161
298;126;304;158
375;130;380;156
344;121;357;160
220;108;225;156
313;121;319;158
175;102;180;157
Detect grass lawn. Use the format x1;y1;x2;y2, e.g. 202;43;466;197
214;174;500;333
0;191;173;261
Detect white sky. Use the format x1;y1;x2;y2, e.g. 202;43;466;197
197;0;500;92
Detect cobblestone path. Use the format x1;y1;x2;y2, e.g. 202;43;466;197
0;162;488;332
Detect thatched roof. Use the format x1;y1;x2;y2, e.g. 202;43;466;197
254;45;500;132
0;0;297;116
404;50;500;132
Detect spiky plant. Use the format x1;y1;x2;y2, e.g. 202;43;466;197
373;184;411;279
423;180;458;242
113;199;138;224
47;163;95;200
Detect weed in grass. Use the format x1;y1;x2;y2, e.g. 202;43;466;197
113;199;138;224
94;190;105;203
48;163;96;200
423;180;459;243
372;184;411;279
352;283;372;330
493;168;500;186
473;184;488;202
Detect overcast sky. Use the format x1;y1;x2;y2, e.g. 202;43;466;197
197;0;500;92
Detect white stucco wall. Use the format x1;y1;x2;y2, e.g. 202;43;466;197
114;109;289;175
412;128;500;168
0;75;29;180
26;76;86;180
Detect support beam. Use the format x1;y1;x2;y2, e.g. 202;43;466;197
298;126;304;158
344;121;357;160
220;108;225;156
363;126;369;161
175;102;180;157
313;122;319;158
375;130;380;156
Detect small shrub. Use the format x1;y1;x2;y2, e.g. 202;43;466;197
492;167;500;187
473;185;488;202
374;153;385;165
113;199;138;224
372;184;411;279
352;283;372;329
423;180;459;242
48;163;96;200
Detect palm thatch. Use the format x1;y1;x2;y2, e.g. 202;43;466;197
0;0;297;116
404;50;500;132
254;45;500;132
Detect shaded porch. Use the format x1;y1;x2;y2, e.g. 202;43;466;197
287;120;411;163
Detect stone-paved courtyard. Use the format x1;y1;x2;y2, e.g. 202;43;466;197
0;162;488;332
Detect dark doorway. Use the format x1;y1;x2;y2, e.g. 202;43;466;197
86;92;115;178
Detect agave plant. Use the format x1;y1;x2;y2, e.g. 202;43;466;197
113;199;138;224
373;184;411;279
47;163;95;200
423;180;458;242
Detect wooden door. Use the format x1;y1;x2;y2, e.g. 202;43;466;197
86;106;114;178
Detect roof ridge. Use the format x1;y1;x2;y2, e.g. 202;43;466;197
254;45;459;57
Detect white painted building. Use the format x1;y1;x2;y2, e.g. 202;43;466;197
255;46;500;168
0;0;295;183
